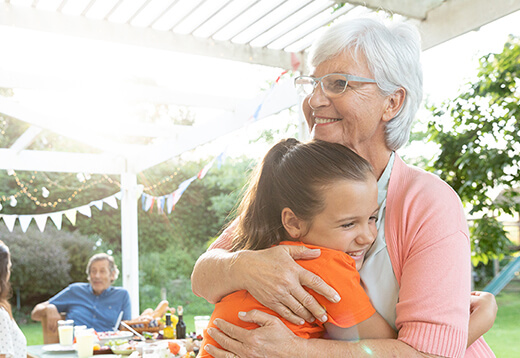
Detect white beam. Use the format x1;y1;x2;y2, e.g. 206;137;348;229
0;3;290;69
419;0;520;50
120;172;140;318
133;78;299;172
342;0;442;19
0;69;245;112
9;126;42;153
0;148;126;174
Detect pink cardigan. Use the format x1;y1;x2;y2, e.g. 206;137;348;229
209;154;494;357
387;154;493;357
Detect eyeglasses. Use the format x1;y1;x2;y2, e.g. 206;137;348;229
294;73;377;98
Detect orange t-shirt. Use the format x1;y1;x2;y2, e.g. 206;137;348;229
199;241;375;357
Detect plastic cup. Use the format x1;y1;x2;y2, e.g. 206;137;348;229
76;329;95;358
194;316;211;337
57;319;74;346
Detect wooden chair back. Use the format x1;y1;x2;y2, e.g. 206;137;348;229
41;312;67;344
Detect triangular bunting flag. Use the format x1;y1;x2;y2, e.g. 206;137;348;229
104;196;118;209
1;215;17;232
166;194;175;214
18;215;32;233
92;200;104;211
34;214;48;232
144;194;154;212
78;205;92;217
114;191;122;200
49;212;63;230
198;159;215;179
64;209;77;225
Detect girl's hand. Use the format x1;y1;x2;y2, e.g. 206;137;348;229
204;310;304;358
468;291;498;347
236;245;340;324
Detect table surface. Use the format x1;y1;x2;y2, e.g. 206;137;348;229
28;339;188;358
27;345;80;358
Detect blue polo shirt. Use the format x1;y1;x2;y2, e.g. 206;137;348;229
49;283;131;332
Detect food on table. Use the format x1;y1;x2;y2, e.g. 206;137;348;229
168;342;181;355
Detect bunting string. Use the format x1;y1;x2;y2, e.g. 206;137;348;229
0;152;225;232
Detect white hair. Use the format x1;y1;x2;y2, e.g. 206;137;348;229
309;18;423;151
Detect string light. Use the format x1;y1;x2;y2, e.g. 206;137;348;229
1;167;185;209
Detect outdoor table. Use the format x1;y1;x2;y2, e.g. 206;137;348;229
27;345;78;358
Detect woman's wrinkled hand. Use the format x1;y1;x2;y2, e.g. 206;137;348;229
236;245;340;324
204;310;305;358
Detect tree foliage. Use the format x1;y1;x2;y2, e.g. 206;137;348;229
426;35;520;265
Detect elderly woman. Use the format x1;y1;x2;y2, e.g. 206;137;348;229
191;18;496;357
32;253;131;332
0;241;26;358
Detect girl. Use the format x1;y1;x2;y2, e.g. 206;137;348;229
0;240;27;358
199;138;395;357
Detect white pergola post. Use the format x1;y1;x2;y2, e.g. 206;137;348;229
120;171;140;318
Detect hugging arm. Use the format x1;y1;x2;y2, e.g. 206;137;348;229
467;291;497;347
205;310;440;358
192;244;340;325
325;312;396;341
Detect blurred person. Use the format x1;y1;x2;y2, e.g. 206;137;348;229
0;240;26;358
31;253;131;332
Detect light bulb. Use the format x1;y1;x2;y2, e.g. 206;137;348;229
42;187;50;198
9;196;17;207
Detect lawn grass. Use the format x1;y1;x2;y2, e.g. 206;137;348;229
21;282;520;355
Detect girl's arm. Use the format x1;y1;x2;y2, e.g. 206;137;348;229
325;312;397;341
467;291;497;347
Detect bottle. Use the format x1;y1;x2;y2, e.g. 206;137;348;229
176;305;186;339
163;312;175;339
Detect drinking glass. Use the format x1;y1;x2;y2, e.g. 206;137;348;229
57;319;74;346
76;329;95;358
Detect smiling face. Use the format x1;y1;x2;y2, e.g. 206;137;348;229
303;50;394;159
299;177;378;270
88;259;115;295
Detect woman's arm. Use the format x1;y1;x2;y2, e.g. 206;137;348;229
205;310;440;358
191;245;341;325
325;312;396;341
467;291;497;347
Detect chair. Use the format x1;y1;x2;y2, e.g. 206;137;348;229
41;312;67;344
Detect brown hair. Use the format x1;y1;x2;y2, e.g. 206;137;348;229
231;138;373;251
0;241;13;318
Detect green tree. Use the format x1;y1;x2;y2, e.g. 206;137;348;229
426;35;520;266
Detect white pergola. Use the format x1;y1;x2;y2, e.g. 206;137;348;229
1;0;519;317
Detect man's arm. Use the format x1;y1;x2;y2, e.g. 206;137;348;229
31;301;63;332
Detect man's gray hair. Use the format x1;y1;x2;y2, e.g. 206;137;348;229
86;253;119;282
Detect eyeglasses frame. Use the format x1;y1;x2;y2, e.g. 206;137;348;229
294;73;377;98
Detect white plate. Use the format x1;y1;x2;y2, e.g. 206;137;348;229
42;343;75;352
97;331;134;344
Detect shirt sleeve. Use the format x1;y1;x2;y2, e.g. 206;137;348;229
0;309;14;357
121;290;132;320
299;251;375;328
389;164;471;358
48;286;72;313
